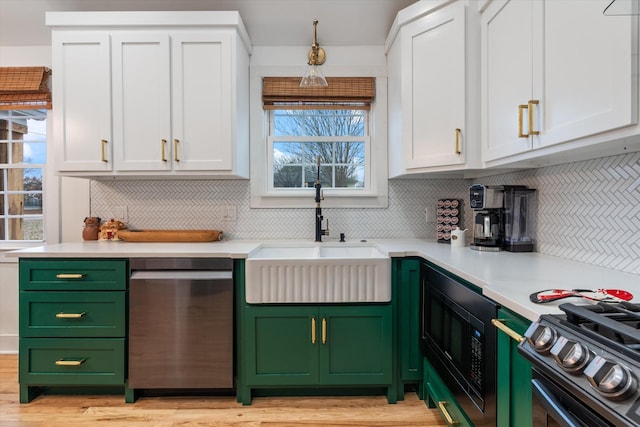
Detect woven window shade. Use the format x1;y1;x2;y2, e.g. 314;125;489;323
0;67;52;110
263;77;375;110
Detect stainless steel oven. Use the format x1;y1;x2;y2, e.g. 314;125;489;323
520;302;640;427
420;263;499;426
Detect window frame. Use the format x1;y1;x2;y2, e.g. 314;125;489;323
0;109;57;250
250;67;388;209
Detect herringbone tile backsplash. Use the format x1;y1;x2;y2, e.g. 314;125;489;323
91;152;640;275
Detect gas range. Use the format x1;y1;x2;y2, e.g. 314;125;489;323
519;302;640;426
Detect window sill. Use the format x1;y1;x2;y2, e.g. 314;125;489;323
251;193;388;209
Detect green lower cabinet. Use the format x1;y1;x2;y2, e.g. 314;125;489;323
393;258;422;399
423;358;473;427
18;258;128;403
247;306;319;385
495;307;533;427
240;304;393;404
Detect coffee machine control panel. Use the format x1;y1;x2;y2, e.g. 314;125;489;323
469;184;503;210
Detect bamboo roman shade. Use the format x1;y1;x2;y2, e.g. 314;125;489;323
0;67;52;110
263;77;375;110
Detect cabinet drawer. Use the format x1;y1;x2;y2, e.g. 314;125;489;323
20;291;126;338
20;259;127;291
424;358;472;427
19;338;125;385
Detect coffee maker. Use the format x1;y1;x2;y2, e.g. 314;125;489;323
469;184;504;251
469;184;537;252
503;185;537;252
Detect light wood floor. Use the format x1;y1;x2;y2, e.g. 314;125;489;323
0;355;445;426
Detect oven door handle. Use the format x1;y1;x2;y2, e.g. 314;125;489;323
532;379;581;427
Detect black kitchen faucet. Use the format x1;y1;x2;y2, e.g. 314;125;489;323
314;156;329;242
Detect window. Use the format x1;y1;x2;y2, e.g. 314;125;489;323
270;109;368;190
0;110;46;242
252;75;388;208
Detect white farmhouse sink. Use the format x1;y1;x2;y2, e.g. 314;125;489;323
245;243;391;304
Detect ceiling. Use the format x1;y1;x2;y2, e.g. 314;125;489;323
0;0;417;47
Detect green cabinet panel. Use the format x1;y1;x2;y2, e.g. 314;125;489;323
496;307;532;427
423;357;473;427
245;306;319;385
20;259;128;291
393;257;422;399
20;291;126;337
19;338;125;385
319;306;392;385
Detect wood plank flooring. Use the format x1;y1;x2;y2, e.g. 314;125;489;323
0;355;446;426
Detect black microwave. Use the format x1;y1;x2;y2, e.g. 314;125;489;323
420;263;498;427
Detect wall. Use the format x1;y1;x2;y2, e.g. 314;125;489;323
90;151;640;276
472;151;640;275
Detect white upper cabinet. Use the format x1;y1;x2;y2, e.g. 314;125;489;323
387;0;481;177
52;32;112;172
482;0;639;165
47;12;251;178
111;32;172;172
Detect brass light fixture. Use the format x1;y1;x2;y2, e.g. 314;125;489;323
300;19;328;87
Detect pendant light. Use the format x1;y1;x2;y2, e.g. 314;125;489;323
300;19;328;87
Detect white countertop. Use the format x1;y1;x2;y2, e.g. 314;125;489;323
9;239;639;322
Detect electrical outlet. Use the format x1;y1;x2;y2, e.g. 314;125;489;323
221;206;236;222
114;206;128;223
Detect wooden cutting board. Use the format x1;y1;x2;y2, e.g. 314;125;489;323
117;229;223;242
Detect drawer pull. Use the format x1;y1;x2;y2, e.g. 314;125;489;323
491;318;524;343
55;273;86;280
55;312;86;319
55;358;86;367
437;401;459;426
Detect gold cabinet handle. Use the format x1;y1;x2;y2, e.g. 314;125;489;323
518;104;528;138
437;401;459;426
55;358;86;366
528;99;539;135
101;139;108;163
55;273;86;280
322;318;327;344
454;128;461;154
311;317;316;344
161;139;168;162
55;312;86;319
174;139;180;162
491;318;524;343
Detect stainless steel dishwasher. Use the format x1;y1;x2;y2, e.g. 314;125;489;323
128;258;233;389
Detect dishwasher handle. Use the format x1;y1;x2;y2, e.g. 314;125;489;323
131;271;232;280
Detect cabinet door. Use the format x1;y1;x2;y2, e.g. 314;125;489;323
52;32;112;172
171;32;233;171
318;305;392;385
482;0;534;161
402;3;466;169
244;306;319;386
112;32;172;172
535;0;637;149
396;259;422;383
495;308;532;427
